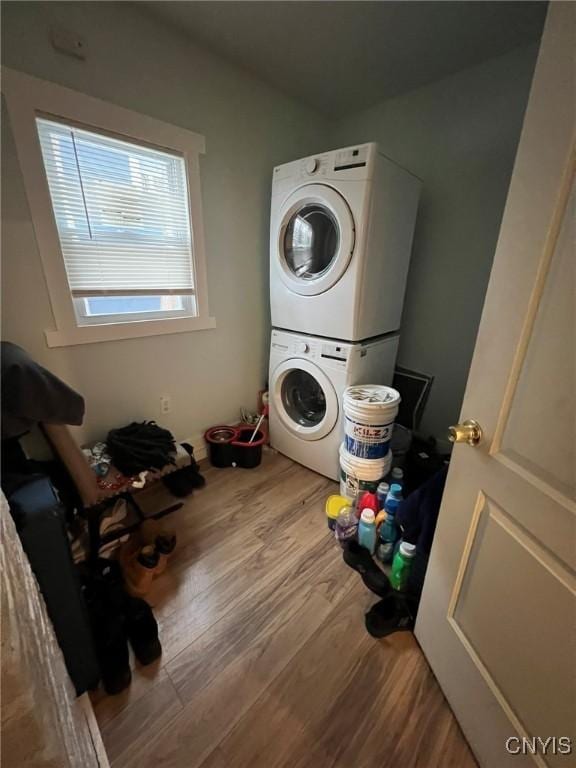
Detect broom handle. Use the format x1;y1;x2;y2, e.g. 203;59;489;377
248;413;265;444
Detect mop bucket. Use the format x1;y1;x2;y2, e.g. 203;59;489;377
343;385;401;459
204;426;239;468
204;425;265;469
231;428;265;469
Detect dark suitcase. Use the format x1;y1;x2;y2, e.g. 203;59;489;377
8;476;100;694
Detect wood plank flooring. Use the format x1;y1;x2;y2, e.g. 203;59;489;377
92;450;477;768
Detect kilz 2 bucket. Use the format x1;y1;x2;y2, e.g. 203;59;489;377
343;385;401;460
339;444;392;503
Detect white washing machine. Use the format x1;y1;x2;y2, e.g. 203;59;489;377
269;328;399;480
270;143;421;341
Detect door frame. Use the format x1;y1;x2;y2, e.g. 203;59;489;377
415;4;575;766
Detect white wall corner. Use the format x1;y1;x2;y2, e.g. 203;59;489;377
181;434;208;462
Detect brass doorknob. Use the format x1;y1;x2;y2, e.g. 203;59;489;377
448;419;483;446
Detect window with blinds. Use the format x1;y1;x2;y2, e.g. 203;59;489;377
36;117;197;324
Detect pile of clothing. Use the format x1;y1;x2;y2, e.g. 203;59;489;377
107;421;176;475
103;422;205;498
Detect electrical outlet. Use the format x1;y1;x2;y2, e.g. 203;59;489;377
160;395;171;415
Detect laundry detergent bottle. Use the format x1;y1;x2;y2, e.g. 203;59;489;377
376;483;402;563
376;481;390;512
390;541;417;591
356;491;378;519
358;509;377;555
388;467;404;494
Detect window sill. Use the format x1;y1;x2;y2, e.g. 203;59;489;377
44;315;216;348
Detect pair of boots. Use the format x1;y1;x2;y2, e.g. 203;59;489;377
119;519;176;598
78;558;162;695
342;541;416;638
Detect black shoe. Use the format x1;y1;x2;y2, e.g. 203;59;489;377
163;466;206;497
365;594;415;639
95;607;132;694
342;541;392;598
124;596;162;665
78;559;132;694
78;557;126;607
83;589;131;694
163;443;206;497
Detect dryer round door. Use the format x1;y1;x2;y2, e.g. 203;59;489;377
271;358;339;441
276;184;355;296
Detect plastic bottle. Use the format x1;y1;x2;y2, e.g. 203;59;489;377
376;483;402;563
390;541;417;591
386;483;403;511
356;491;378;519
376;481;389;511
388;467;404;493
335;506;358;547
358;509;377;554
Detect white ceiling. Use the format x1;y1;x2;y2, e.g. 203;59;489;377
141;1;547;117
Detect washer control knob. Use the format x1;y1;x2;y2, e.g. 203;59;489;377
305;158;319;175
295;342;310;354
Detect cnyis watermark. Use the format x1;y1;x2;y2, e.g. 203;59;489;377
506;736;573;756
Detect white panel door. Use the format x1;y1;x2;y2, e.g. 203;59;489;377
415;5;576;768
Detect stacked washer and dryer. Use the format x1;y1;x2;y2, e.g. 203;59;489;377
268;143;421;481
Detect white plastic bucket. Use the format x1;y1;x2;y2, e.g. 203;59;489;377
339;443;392;502
343;385;401;459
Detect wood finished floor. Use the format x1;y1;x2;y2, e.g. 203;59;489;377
92;450;476;768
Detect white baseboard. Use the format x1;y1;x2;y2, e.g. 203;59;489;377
78;693;110;768
180;434;207;462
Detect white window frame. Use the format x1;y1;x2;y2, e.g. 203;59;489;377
73;295;197;326
1;67;215;347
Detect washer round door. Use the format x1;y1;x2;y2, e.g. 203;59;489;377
276;184;355;296
271;358;339;441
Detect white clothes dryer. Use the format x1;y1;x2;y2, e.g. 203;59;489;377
268;328;399;480
270;143;421;341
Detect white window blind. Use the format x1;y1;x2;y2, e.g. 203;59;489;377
36;117;195;297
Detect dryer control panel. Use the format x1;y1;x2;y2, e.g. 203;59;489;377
320;342;349;363
271;330;351;370
333;145;370;172
297;144;373;180
299;154;331;178
272;143;377;189
270;329;400;382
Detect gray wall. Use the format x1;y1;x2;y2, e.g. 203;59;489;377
1;1;539;449
1;1;328;445
330;45;538;442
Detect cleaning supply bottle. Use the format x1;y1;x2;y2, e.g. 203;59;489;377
376;483;402;563
356;491;378;519
358;508;377;554
375;519;388;563
390;541;417;591
376;481;389;511
326;495;351;531
375;509;387;533
388;467;404;493
335;506;358;547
